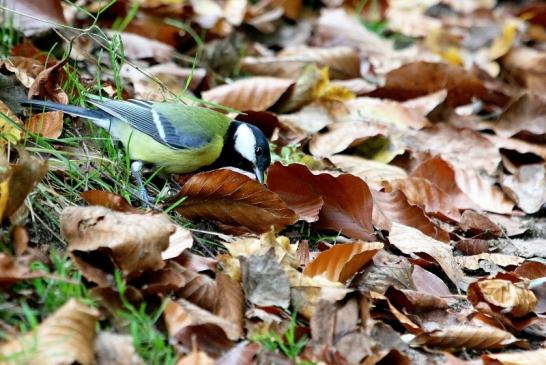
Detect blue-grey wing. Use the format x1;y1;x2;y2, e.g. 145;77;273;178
86;99;211;149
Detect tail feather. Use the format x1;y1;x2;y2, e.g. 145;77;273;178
18;99;111;130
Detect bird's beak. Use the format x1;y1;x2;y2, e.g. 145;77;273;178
254;166;265;184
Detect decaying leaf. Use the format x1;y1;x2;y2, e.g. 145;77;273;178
81;190;141;213
202;77;294;111
330;155;407;190
410;325;521;350
468;278;537;317
501;163;546;214
456;254;525;271
176;350;215;365
268;163;375;240
389;223;467;290
0;253;43;284
95;332;144;365
0;100;23;145
303;242;383;283
175;168;297;233
368;61;487;107
61;206;175;285
483;348;546;365
0;299;99;365
214;272;244;339
372;189;450;242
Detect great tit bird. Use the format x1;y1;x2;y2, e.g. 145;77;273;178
20;97;271;202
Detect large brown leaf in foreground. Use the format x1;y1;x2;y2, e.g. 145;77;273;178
0;299;98;365
368;62;487;106
268;163;375;240
175;169;297;233
468;278;537;317
61;206;175;285
303;242;383;282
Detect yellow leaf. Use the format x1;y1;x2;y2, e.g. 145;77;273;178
490;21;518;60
0;100;22;145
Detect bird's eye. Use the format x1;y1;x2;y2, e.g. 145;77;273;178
255;147;263;156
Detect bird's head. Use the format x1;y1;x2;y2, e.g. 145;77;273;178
230;122;271;184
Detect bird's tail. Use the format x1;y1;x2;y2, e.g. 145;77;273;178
18;99;111;130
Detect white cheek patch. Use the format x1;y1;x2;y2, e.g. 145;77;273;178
234;124;257;164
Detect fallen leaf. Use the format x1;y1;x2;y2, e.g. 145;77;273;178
175;168;297;233
214;272;244;339
385;287;448;312
61;206;175;285
468;278;537;317
241;46;361;79
458;210;503;238
0;299;98;365
515;262;546;280
303;242;383;283
410;325;521;350
502;47;546;94
0;253;43;284
1;57;46;88
25;111;63;138
216;342;260;365
202;77;294;111
95;331;144;365
268;163;375;240
411;265;452;297
81;190;140;213
241;250;291;308
28;57;68;104
176;350;215;365
309;121;388;158
483;348;546;365
455;239;491;256
353;250;414;294
278;102;335;135
384;177;461;222
456;254;525;271
368;62;487;107
372;190;450;242
502;164;546;214
389;223;467;290
4;0;66;35
330;155;407;190
164;299;241;341
161;226;194;260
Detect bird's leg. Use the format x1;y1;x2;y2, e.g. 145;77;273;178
131;160;151;206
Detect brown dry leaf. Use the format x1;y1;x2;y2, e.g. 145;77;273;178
502;164;546;214
334;97;431;130
368;62;487;107
483;348;546;365
309;121;389;158
372;190;450;242
240;249;291;308
468;279;537;317
502;47;546;93
485;134;546;162
389;223;467;290
4;150;48;221
403;124;501;175
411;155;478;210
267;163;375;240
0;253;43;284
515;262;546;280
489;93;546;141
456;254;525;271
95;332;144;365
0;299;98;365
0;100;23;145
216;342;260;365
164;299;241;341
176;350;215;365
370;291;422;334
3;0;66;35
2;57;45;88
241;46;361;79
202;77;294;111
412;265;451;297
61;206;175;285
458;210;503;238
28;57;68;104
330;155;407;190
384;177;461;222
385;287;448;312
162;226;194;260
25;111;63;138
81;190;140;213
455;167;515;214
410;325;521;350
303;242;383;282
354;250;414;294
278;102;336;135
401;89;449;116
175;168;297;233
214;272;244;339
